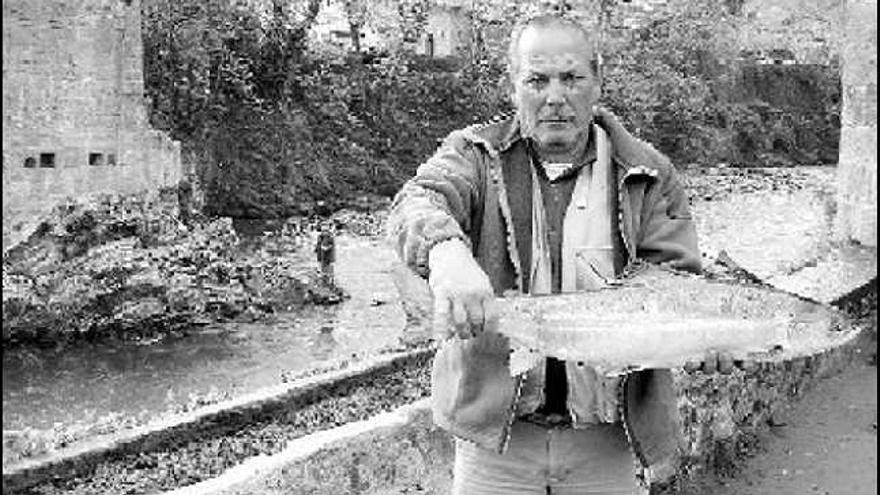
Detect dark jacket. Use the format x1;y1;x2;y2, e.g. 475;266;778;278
386;114;701;485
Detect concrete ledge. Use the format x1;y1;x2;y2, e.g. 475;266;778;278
1;347;435;489
166;399;453;495
153;285;872;494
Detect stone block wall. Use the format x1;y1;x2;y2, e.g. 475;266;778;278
2;0;181;242
189;322;868;495
660;337;866;491
836;0;877;247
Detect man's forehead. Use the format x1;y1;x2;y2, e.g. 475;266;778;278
515;25;594;69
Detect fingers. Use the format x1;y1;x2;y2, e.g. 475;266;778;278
483;299;499;334
686;351;746;374
739;359;759;373
465;297;486;334
592;106;623;130
434;291;495;340
718;351;734;374
433;297;453;340
451;299;470;339
702;350;717;374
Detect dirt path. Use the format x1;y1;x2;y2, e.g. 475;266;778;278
686;341;877;495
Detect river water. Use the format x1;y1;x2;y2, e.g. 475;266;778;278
2;235;408;434
1;167;838;451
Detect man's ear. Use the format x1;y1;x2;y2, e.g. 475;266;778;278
504;72;516;103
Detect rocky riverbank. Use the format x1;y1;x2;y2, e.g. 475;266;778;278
2;193;350;348
1;166;832;349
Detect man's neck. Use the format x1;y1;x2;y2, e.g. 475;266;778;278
534;133;591;165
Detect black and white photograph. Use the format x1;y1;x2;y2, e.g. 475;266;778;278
2;0;876;493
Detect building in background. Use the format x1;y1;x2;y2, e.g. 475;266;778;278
307;0;401;57
416;3;471;57
2;0;182;245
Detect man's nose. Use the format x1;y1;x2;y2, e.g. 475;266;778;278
545;79;566;105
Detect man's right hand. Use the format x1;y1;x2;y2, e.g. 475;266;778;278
428;239;498;340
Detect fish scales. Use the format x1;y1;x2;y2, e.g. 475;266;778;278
391;263;856;375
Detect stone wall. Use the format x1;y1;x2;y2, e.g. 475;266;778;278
835;0;877;246
2;0;181;247
738;0;842;65
171;312;869;495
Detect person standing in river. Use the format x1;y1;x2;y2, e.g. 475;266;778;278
315;222;336;284
386;11;736;495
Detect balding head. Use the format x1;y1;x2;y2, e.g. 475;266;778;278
507;14;601;80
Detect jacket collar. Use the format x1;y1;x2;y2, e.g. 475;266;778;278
473;114;662;179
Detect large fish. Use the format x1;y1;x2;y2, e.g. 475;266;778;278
391;262;857;375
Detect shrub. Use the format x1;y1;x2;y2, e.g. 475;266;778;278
142;0;841;218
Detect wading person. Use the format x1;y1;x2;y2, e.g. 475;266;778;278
387;13;733;495
177;177;194;227
315;223;336;284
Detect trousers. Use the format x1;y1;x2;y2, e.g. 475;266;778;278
452;420;647;495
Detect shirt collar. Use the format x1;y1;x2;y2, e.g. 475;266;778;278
526;124;598;183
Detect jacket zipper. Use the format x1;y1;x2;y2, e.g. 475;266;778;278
491;151;526;455
619;375;651;490
617;170;652;489
618;170;638;265
499;373;525;454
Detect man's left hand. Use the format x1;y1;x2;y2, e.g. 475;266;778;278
684;350;736;374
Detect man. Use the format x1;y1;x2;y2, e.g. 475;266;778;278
177;177;194;227
315;223;336;284
387;13;731;494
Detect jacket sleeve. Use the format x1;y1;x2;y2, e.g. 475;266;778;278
636;166;701;273
385;131;486;278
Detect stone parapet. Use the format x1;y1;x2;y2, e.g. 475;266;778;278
161;303;872;494
836;0;877;246
168;401;454;495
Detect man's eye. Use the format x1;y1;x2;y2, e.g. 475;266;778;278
526;76;547;86
561;74;586;84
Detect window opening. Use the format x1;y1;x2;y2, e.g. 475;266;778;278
24;157;36;168
39;153;56;168
107;154;117;166
89;153;104;166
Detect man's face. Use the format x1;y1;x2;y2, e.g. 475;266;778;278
511;25;600;156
